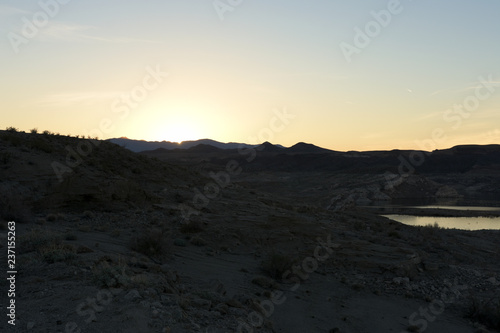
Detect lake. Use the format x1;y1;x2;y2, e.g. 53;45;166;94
383;213;500;231
401;205;500;212
380;204;500;230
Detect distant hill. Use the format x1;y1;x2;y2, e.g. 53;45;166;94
255;141;286;153
107;138;257;152
0;130;201;215
288;142;334;153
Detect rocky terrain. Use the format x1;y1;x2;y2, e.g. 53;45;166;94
1;129;499;332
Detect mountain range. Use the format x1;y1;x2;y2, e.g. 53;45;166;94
107;137;259;152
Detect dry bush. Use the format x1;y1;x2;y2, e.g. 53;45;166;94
27;137;53;153
0;188;32;223
190;235;207;246
130;229;169;258
179;219;204;234
92;261;130;288
0;152;12;164
19;228;62;254
261;252;295;280
1;131;22;147
40;243;76;263
467;296;500;331
252;275;278;289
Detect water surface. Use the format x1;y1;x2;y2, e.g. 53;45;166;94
383;214;500;231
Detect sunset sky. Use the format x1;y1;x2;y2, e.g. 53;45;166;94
1;0;500;151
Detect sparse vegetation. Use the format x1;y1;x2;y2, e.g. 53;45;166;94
1;118;500;332
388;230;401;238
252;275;278;289
174;192;186;203
82;210;95;219
92;261;130;288
27;136;54;153
180;220;204;233
19;228;62;254
0;188;31;223
65;233;78;241
353;220;365;231
110;229;121;238
406;325;420;332
1;130;22;146
190;235;207;246
18;229;75;263
0;151;12;164
40;243;77;263
467;296;500;330
424;222;441;229
130;229;169;257
261;253;295;280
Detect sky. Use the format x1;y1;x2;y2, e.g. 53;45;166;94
1;0;500;151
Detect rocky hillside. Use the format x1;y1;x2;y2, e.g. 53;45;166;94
0;129;200;219
1;129;499;332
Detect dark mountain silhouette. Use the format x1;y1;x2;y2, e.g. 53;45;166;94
288;142;334;153
140;142;500;200
185;144;224;153
256;141;285;153
108;137;256;152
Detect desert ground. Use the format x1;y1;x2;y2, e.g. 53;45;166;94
1;130;499;332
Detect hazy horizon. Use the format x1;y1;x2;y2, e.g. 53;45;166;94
2;1;500;151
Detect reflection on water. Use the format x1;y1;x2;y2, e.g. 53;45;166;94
412;205;500;212
383;215;500;231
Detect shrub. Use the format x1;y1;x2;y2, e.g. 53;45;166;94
130;230;168;257
353;220;365;231
179;220;204;234
92;261;130;288
19;228;62;254
30;128;38;134
406;325;420;332
27;138;53;153
6;126;18;132
467;296;500;330
19;229;76;263
82;210;95;219
388;231;401;238
0;190;32;223
65;233;78;241
425;222;440;229
1;132;22;147
0;152;12;164
252;275;278;289
40;243;76;263
190;235;207;246
261;253;295;280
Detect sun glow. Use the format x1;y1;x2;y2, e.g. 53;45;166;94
155;117;201;143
